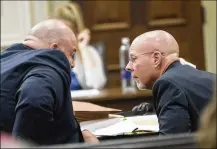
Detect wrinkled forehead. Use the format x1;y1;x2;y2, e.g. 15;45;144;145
130;38;155;56
70;36;78;50
65;28;76;43
73;39;78;50
64;32;77;53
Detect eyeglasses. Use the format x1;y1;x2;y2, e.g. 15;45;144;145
129;51;165;65
129;52;154;64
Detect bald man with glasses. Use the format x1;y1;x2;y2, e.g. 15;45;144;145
126;30;216;135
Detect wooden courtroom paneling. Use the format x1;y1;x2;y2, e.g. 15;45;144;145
89;1;131;31
146;0;187;27
74;0;205;88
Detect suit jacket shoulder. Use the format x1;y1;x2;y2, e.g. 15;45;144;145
152;61;215;133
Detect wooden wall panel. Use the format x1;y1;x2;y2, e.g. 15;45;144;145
82;0;131;31
146;0;187;27
74;0;205;88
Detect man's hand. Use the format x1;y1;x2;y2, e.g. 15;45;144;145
82;129;99;144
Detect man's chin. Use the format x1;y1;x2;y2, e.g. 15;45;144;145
136;82;147;90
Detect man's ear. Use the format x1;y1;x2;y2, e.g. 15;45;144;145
50;43;58;49
153;51;162;67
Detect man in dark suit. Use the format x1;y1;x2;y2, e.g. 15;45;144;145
126;30;216;135
0;19;98;145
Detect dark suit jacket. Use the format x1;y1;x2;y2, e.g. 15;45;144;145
0;43;84;145
152;61;216;135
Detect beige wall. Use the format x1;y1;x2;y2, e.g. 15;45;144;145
1;1;50;49
1;1;70;51
202;1;216;73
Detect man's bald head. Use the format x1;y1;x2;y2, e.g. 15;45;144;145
23;19;77;68
126;30;180;90
26;19;75;45
131;30;179;56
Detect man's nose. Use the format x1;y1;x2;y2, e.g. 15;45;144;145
125;62;132;72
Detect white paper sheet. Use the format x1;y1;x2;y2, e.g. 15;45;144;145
92;115;159;136
93;119;138;136
71;89;100;98
127;115;159;132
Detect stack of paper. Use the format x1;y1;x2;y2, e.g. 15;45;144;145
81;118;122;132
93;119;138;136
86;115;159;136
127;115;159;132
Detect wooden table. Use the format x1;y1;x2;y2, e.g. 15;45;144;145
72;88;153;111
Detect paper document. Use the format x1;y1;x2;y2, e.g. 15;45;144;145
91;115;159;136
71;89;100;98
93;119;138;136
127;115;159;131
81;118;122;132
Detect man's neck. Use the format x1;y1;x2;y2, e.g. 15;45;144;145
160;53;179;76
23;35;49;50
